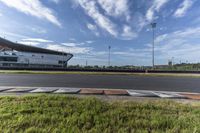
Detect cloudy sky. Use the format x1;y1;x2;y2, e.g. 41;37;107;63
0;0;200;66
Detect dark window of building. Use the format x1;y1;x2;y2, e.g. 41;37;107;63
58;60;66;64
0;57;18;62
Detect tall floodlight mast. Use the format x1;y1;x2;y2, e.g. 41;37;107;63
151;22;156;69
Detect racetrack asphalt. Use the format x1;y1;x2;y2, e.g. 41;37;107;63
0;73;200;92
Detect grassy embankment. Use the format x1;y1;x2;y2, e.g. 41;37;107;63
0;70;200;78
0;95;200;132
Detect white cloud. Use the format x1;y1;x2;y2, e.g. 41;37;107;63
76;0;117;37
0;32;29;39
87;23;96;31
62;40;92;46
113;51;151;59
174;0;193;18
153;27;200;63
90;49;151;66
155;33;168;43
97;0;130;21
22;38;53;43
0;0;61;27
146;8;154;22
155;27;200;43
20;38;92;54
46;44;92;54
154;0;169;11
18;41;40;46
146;0;169;22
86;40;94;44
50;0;61;4
74;0;137;40
87;23;99;36
30;27;47;34
62;43;78;47
68;38;77;42
121;25;137;40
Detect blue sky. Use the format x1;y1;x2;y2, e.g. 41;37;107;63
0;0;200;66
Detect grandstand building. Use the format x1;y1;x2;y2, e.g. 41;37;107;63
0;37;73;68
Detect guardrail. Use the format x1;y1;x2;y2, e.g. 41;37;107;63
0;66;200;73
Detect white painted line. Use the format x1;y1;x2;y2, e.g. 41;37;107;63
54;88;80;94
5;88;37;93
152;92;186;98
127;90;158;97
0;87;14;92
130;89;200;95
30;87;58;93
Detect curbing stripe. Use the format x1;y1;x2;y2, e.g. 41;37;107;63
179;93;200;100
79;88;104;95
104;89;129;95
30;87;58;93
127;90;158;97
0;87;15;92
152;92;187;99
0;86;200;100
54;88;80;94
5;88;37;93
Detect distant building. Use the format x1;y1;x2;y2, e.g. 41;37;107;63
0;37;73;68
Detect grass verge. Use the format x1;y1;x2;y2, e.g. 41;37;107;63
0;70;200;78
0;95;200;132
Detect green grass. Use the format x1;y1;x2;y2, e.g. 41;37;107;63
0;95;200;132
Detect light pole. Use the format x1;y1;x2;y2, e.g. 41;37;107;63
86;60;88;66
172;57;174;66
108;46;111;66
62;50;64;68
151;22;156;69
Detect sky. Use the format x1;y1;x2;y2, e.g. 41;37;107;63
0;0;200;66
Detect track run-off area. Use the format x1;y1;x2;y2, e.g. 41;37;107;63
0;71;200;93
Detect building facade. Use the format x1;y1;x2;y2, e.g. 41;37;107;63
0;38;73;68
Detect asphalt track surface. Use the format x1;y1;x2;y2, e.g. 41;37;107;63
0;74;200;92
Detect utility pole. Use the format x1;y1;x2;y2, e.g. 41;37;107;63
108;46;111;66
151;22;156;69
